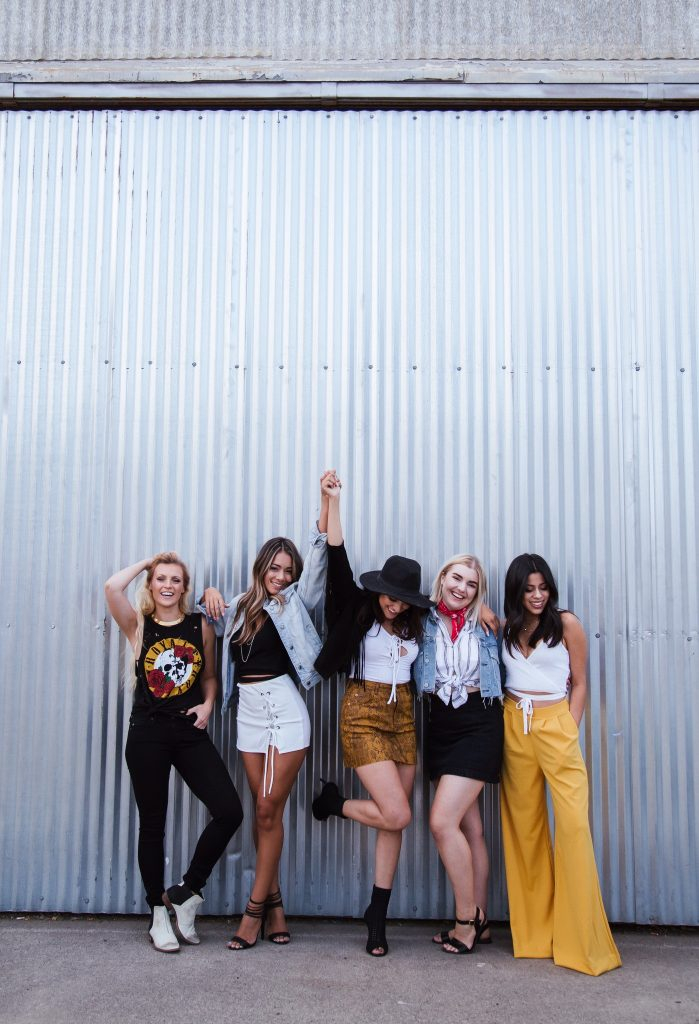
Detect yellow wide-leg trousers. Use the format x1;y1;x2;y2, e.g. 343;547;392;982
500;698;621;976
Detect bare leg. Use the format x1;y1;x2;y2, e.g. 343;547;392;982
228;747;307;948
429;774;484;952
371;764;416;887
461;798;491;940
350;762;415;955
345;761;414;832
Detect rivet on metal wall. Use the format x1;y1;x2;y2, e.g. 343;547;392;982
591;366;596;371
680;367;685;373
192;362;197;367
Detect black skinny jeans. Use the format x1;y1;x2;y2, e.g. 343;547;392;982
125;713;243;907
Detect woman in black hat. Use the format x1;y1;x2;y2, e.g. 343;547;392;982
312;478;433;957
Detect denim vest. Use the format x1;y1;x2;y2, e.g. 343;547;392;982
413;609;503;701
200;525;327;712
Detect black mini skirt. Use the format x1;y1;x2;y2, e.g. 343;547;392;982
425;692;504;784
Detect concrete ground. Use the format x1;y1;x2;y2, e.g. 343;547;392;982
1;915;697;1024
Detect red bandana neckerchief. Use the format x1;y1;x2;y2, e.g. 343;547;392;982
437;600;467;641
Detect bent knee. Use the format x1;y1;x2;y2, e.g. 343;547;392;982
384;805;412;831
219;803;244;837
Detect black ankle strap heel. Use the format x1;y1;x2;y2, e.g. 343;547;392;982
265;889;291;945
227;896;266;950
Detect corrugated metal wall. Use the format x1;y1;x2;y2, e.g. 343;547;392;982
2;0;698;61
0;109;697;924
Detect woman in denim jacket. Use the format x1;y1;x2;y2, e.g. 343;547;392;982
200;471;333;949
414;555;503;954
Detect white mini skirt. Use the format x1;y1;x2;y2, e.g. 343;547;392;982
236;675;311;794
236;675;311;757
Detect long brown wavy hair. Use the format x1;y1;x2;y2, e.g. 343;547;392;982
235;537;303;645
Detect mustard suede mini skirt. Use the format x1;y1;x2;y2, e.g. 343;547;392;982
340;679;417;768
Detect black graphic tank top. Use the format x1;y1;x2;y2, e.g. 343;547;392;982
133;613;205;717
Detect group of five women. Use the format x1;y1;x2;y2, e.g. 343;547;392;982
105;470;621;976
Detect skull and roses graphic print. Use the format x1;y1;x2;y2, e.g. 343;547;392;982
134;613;205;714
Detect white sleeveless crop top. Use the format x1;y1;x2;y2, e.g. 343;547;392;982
361;622;418;704
502;639;569;732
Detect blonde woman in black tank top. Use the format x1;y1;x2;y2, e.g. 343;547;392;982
105;553;243;953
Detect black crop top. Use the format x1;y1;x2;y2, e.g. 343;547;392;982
231;614;291;678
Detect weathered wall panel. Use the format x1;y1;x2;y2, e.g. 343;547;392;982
0;109;697;924
2;0;698;62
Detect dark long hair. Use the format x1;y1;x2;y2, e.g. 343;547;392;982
236;537;304;645
503;553;563;656
349;593;424;682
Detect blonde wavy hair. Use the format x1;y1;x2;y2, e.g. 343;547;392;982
124;552;191;689
431;554;487;623
235;538;303;645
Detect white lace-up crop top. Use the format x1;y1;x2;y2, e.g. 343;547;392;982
502;639;570;732
360;622;418;704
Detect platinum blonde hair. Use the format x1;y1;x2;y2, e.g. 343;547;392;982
431;554;487;623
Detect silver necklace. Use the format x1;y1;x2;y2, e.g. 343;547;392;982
239;634;255;663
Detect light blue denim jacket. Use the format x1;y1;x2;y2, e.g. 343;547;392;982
200;525;328;712
413;609;503;701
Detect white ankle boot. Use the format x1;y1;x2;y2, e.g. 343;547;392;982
163;886;205;944
149;905;180;953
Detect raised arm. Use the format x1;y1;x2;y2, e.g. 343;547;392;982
322;477;362;625
104;558;151;650
563;611;588;726
296;470;335;610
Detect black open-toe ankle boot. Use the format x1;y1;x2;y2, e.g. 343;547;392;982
363;885;391;957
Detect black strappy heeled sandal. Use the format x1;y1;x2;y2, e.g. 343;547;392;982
432;910;492;946
441;907;485;955
227;896;266;950
265;889;291;944
477;912;493;944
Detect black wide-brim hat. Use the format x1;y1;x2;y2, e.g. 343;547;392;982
359;555;435;609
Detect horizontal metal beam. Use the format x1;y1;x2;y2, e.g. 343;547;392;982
3;79;699;109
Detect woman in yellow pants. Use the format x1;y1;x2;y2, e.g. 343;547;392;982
500;554;621;976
